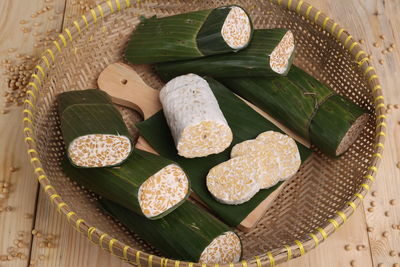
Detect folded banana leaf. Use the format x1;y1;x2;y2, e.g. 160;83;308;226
137;77;311;226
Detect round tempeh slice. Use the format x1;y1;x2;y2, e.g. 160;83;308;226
199;231;242;263
231;139;272;158
160;74;233;158
256;131;301;181
221;6;252;50
68;134;131;168
206;156;260;205
269;30;295;74
138;164;189;218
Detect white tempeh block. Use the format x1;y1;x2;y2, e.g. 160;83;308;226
200;231;242;264
221;6;252;50
270;30;295;74
160;74;233;158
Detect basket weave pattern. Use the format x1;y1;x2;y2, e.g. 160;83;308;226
22;0;386;266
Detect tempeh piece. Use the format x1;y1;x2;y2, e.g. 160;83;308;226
256;131;301;180
100;200;242;263
62;149;190;219
160;74;233;158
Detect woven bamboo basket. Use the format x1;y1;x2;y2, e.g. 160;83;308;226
22;0;386;266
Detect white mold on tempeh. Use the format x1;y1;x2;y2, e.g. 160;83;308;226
68;134;131;168
199;231;242;264
138;164;189;218
160;74;233;158
221;6;252;50
269;30;295;74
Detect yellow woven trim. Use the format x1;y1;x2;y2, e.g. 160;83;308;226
44;185;54;192
65;28;73;41
109;238;117;254
148;255;153;267
28;149;37;155
373;153;382;158
328;218;339;230
31;74;42;86
34;167;44;174
25;136;35;143
136;251;142;267
164;259;169;267
375;103;385;110
305;5;313;19
23;109;34;118
116;0;121;11
267;251;275;267
50;194;61;202
201;262;206;267
361;183;370;191
88;226;96;241
284;245;292;261
373;85;382;92
82;15;89;28
308;233;319;246
175;261;181;267
322;17;329;30
354;193;364;200
99;233;108;249
314;11;321;23
368;166;378;172
331;22;338;34
59;34;67;47
296;0;304;13
26;90;36;102
294;240;305;255
41;55;49;67
107;0;115;13
347;201;357;211
29;81;39;92
344;35;353;47
376;131;386;137
349;42;358;52
73;21;81;34
287;0;292;9
377;122;387;128
46;50;56;63
339;211;350;221
355;50;367;61
317;227;327;240
277;0;282;5
23;117;33;124
357;58;369;68
255;256;262;267
31;157;39;163
126;0;131;7
376;114;386;121
53;40;62;52
374;95;384;103
24;127;33;134
57;202;67;212
375;142;384;149
369;74;378;83
66;211;76;222
35;65;45;78
229;262;234;267
337;28;344;39
364;174;375;181
241;260;247;267
75;218;85;231
90;9;97;23
123;246;129;260
97;5;105;17
38;175;47;181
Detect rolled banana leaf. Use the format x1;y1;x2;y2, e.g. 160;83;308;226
57;89;133;168
125;6;253;64
137;77;311;226
62;148;190;219
219;66;369;156
100;199;242;263
155;29;295;80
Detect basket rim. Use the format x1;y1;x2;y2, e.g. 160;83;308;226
22;0;387;266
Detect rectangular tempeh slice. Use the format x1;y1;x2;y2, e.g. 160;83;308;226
160;74;233;158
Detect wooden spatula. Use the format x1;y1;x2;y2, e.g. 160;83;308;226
98;62;285;232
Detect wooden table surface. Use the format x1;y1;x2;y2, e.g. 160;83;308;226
1;0;400;266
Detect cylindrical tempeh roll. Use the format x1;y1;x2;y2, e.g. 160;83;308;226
62;148;190;219
160;74;233;158
57;89;133;168
100;200;242;263
155;29;295;81
125;6;253;64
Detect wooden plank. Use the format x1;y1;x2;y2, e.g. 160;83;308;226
0;0;66;266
